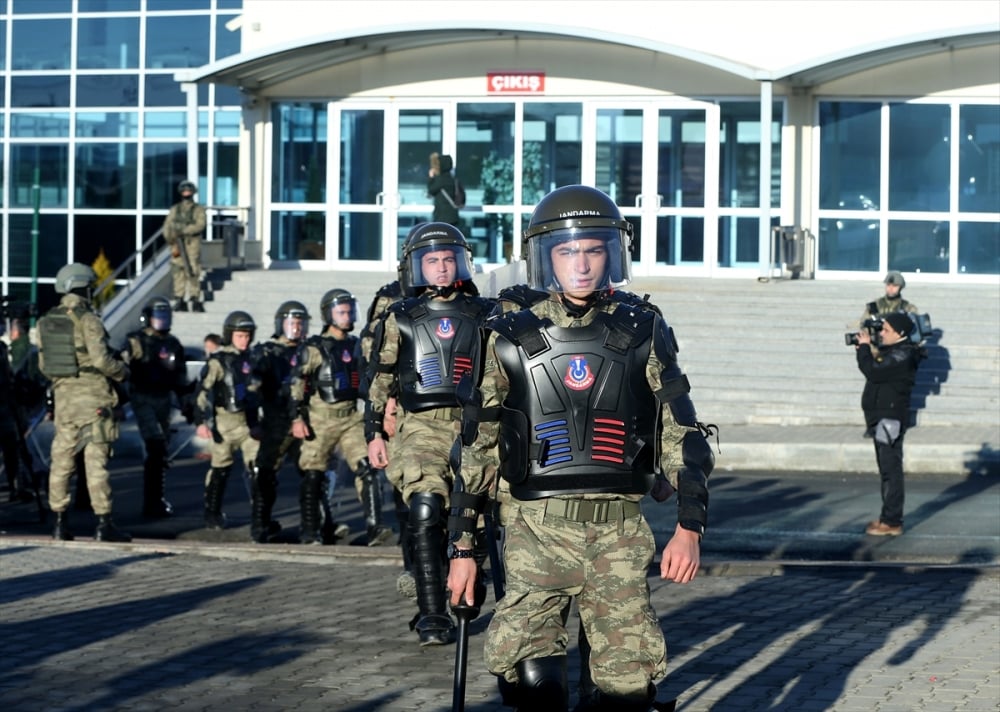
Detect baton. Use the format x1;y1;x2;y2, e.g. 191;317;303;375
451;600;478;712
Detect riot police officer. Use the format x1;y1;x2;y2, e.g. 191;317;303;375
366;222;494;646
38;263;131;542
250;301;309;543
163;180;207;312
447;186;714;711
195;310;259;530
121;296;188;518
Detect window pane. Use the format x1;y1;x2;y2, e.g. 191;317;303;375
717;216;760;267
10;76;71;107
77;74;139;107
145;16;210;68
215;84;241;107
657;215;704;265
888;220;949;273
596;108;642;208
144;74;186;107
460;102;514;207
74;214;137;269
8;214;68;278
213;110;240;138
660;109;705;208
959;105;1000;214
889;104;950;211
76;143;137;209
11;112;70;137
12;19;71;69
214;143;239;206
77;112;139;138
12;0;70;14
339;211;381;261
147;0;209;9
0;21;7;71
818;217;879;271
273;103;327;203
719;101;782;208
958;222;1000;274
10;144;69;207
216;14;241;60
340;109;383;204
398;109;439;206
142;143;187;209
271;210;326;261
143;111;186;138
819;102;881;210
522;103;582;204
78;0;140;10
78;17;139;69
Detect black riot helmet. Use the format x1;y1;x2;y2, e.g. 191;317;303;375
273;300;310;341
222;310;256;346
140;296;172;332
177;180;197;197
320;288;357;330
54;262;97;299
523;185;633;294
400;222;475;296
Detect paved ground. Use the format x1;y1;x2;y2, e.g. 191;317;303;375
2;418;999;711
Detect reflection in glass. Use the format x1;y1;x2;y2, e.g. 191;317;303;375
12;19;71;69
142;143;186;209
11;112;70;137
144;74;186;107
9;213;68;278
339;211;382;261
819;102;881;211
10;76;71;107
889;220;949;274
78;17;139;69
76;144;137;209
272;210;326;261
656;216;704;265
717;216;760;267
145;15;210;68
596;109;642;208
214;143;239;206
458;102;514;207
216;14;241;59
959;105;1000;214
273;103;327;203
144;111;186;138
341;110;384;204
398;109;441;206
11;144;69;207
958;222;1000;274
522;103;582;204
77;74;139;107
79;0;140;10
889;103;949;212
660;109;706;208
74;214;137;268
77;112;139;138
13;0;71;11
719;101;782;208
818;217;879;271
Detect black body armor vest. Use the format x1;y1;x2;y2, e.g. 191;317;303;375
129;330;184;395
492;302;659;500
392;294;492;413
254;340;298;409
212;350;254;413
308;333;360;404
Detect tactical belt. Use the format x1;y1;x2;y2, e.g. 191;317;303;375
424;406;461;421
542;497;641;524
323;401;358;417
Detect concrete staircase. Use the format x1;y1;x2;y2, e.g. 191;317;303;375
162;267;999;474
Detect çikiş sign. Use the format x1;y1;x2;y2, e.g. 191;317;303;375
487;72;545;94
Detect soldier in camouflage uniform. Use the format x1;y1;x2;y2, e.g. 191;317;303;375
857;271;919;327
195;310;259;530
447;186;714;712
366;222;494;646
121;296;188;518
162;180;207;313
250;301;309;543
290;288;391;545
38;263;132;542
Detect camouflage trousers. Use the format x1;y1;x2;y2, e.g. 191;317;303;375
485;497;667;698
383;408;459;504
48;407;119;516
131;392;172;442
297;402;368;495
207;410;260;470
170;235;201;301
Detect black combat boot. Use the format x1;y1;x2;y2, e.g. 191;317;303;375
52;511;74;541
173;299;188;312
250;466;280;543
142;440;173;518
190;299;205;313
409;492;455;646
359;460;392;546
204;467;230;529
95;515;132;543
299;470;324;544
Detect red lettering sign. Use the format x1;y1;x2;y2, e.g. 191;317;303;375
487;72;545;94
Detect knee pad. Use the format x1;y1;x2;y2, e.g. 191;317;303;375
409;492;444;528
515;656;568;710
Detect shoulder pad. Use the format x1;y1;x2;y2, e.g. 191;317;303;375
609;290;662;316
498;284;549;309
653;315;679;363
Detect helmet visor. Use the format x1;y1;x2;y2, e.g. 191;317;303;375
282;312;309;341
526;226;632;293
406;244;474;291
327;299;357;330
149;305;172;332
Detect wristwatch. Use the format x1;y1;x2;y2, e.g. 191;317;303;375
447;543;475;560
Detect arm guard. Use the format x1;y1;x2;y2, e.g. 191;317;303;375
364;400;385;443
447;450;488;544
676;465;709;536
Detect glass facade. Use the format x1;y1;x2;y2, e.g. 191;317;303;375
1;1;242;310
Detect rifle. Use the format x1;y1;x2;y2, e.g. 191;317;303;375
176;234;196;280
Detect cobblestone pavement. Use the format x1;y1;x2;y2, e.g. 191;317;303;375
1;543;997;712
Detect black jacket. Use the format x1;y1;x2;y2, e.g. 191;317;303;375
427;154;460;225
856;340;921;426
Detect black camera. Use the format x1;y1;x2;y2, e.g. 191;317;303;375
844;313;933;346
845;318;882;346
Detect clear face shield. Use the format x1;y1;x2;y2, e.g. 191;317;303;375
328;300;357;331
282;312;308;341
526;226;632;294
406;244;474;292
149;306;172;332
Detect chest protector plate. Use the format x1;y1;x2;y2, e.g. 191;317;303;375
130;330;184;394
393;295;491;413
37;307;85;379
310;334;360;403
492;304;658;500
213;350;255;413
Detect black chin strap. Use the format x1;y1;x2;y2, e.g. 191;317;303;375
557;290;610;317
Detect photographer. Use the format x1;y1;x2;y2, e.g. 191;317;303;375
855;312;923;537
